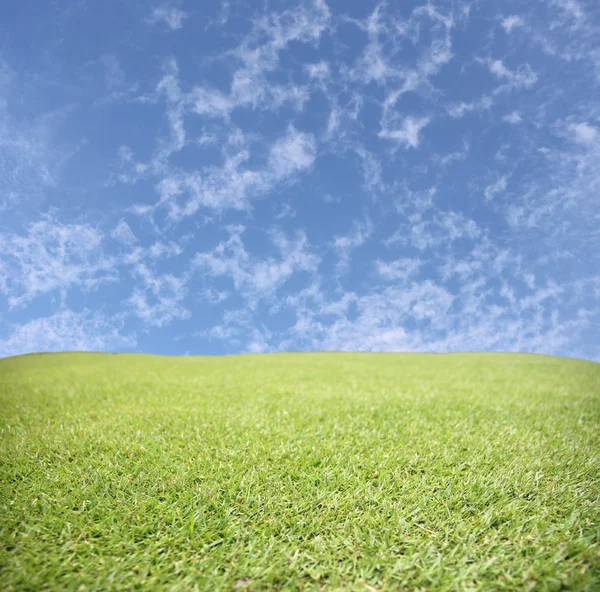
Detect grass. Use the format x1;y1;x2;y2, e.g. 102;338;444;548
0;352;599;591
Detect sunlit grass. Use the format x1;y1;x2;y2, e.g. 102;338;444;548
1;352;599;590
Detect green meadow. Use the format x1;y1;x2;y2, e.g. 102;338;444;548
1;352;599;591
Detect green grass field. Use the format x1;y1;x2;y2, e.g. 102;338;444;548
1;352;599;591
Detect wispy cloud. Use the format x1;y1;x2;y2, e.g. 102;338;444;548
569;122;597;145
487;59;538;91
447;96;493;119
192;226;319;308
268;126;317;178
376;258;421;281
503;111;523;124
379;116;430;149
0;218;116;308
0;310;135;358
128;265;189;327
0;59;74;211
501;15;525;33
1;0;598;361
147;4;187;31
111;219;137;245
149;126;316;219
484;175;509;201
189;0;330;120
333;218;373;276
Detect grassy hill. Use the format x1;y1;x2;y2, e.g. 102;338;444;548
1;352;599;590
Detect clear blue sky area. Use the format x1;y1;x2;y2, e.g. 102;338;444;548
1;0;598;360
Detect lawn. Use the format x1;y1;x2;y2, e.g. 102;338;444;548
1;352;599;591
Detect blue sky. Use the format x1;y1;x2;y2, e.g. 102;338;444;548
0;0;598;360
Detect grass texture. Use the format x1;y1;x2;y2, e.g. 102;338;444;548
1;352;599;591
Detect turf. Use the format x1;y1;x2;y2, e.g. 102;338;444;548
0;352;599;591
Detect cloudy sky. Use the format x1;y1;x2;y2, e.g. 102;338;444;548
0;0;598;360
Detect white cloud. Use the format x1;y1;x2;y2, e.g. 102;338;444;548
501;15;525;33
432;141;470;166
554;0;585;23
111;219;137;245
202;128;309;211
0;60;73;211
90;55;140;107
356;3;454;142
393;185;437;217
148;5;187;31
350;4;393;84
519;282;563;311
192;226;319;307
4;0;597;363
148;241;183;260
321;93;363;144
260;272;593;358
188;87;233;120
348;2;453;89
0;310;135;358
120;237;189;328
376;258;421;281
99;54;126;90
299;281;456;351
189;73;309;121
323;192;341;204
154;154;261;217
199;287;230;305
484;175;509;201
356;149;383;194
275;201;297;220
246;327;273;354
489;60;512;79
523;273;536;290
437;211;481;241
504;116;600;264
440;257;483;281
379;116;430;149
385;200;481;253
0;218;116;307
128;264;189;327
333;218;373;275
124;241;182;266
503;111;523;124
123;98;317;218
488;59;538;90
156;59;186;158
189;0;330;120
305;61;330;81
569;122;597;145
268;126;317;178
447;96;493;119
